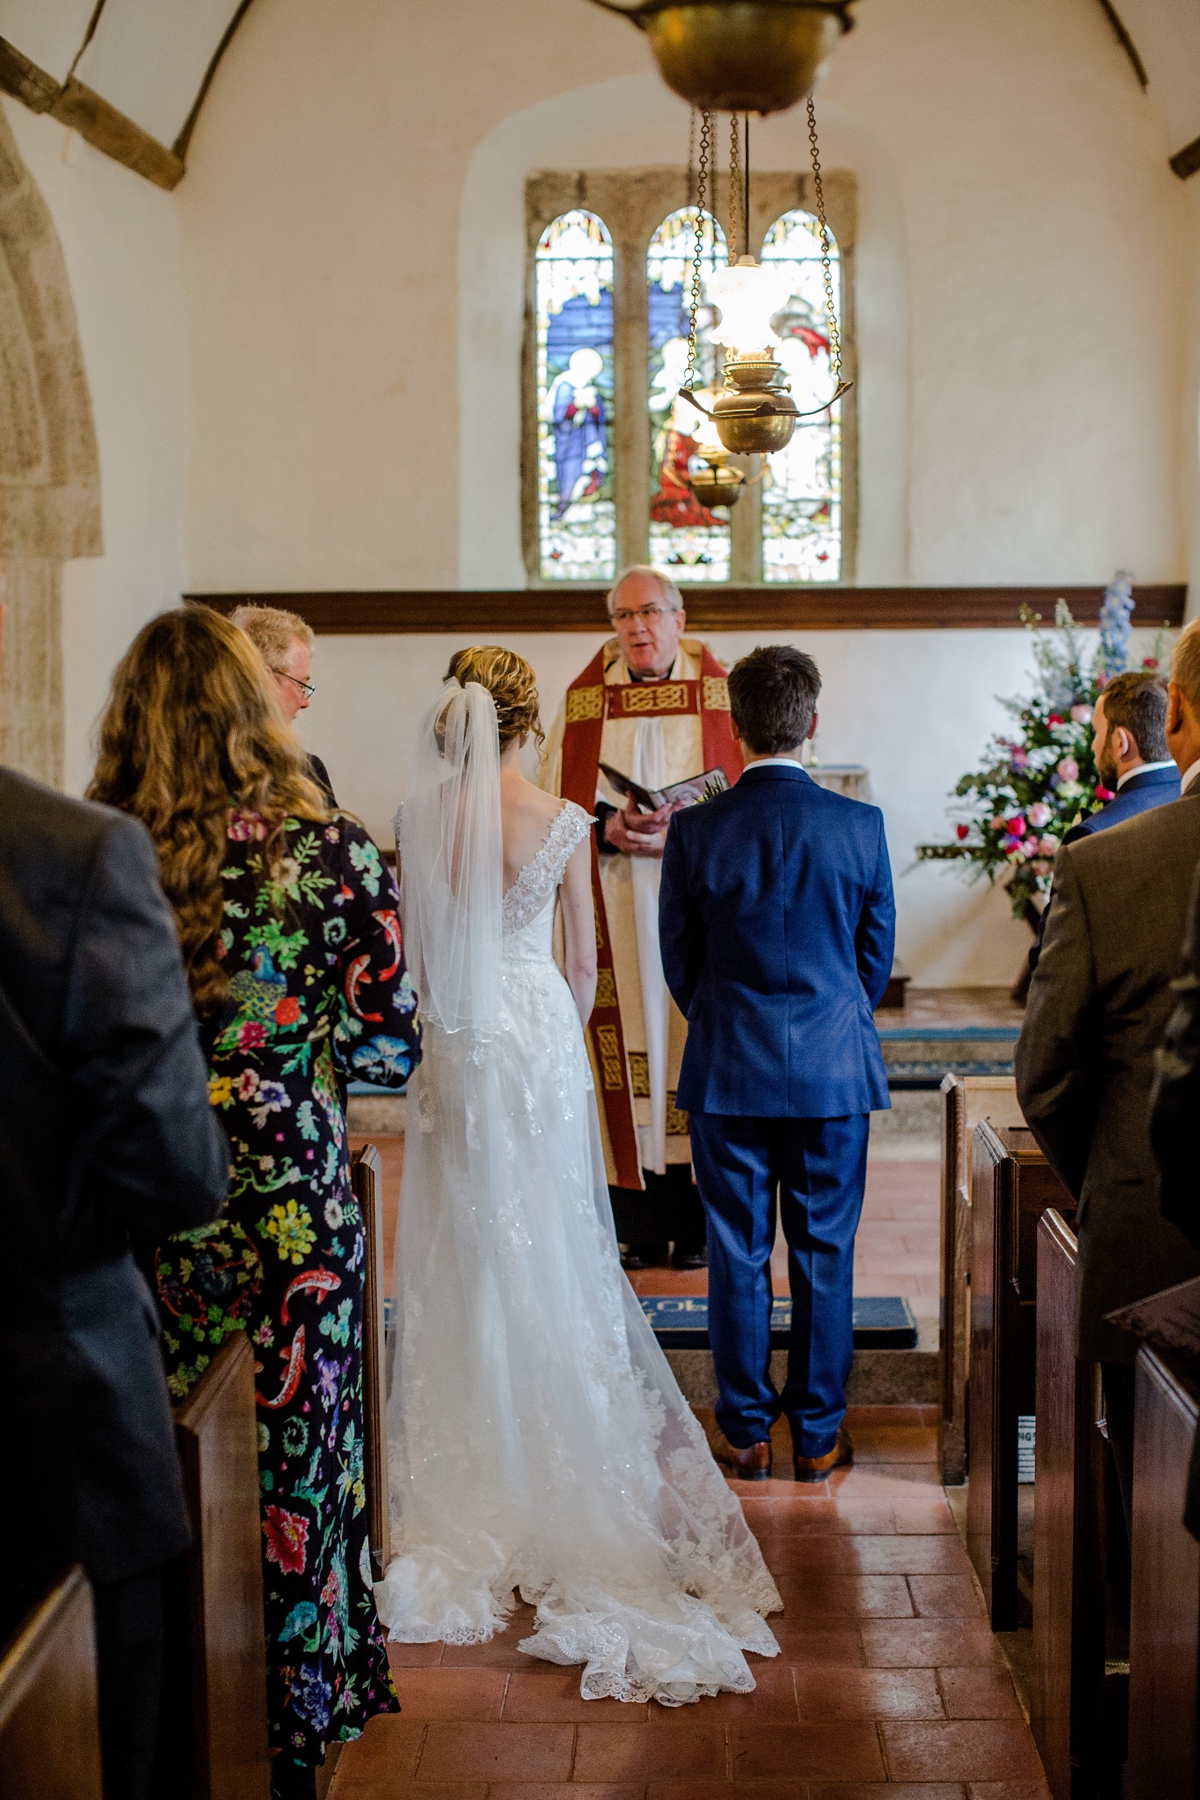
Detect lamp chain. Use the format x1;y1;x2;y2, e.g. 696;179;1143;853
806;94;842;383
685;108;712;393
728;112;742;265
686;106;696;208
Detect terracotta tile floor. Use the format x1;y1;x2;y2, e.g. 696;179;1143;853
328;1411;1047;1798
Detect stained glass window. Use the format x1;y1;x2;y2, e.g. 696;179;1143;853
646;208;731;584
535;211;616;582
759;209;842;583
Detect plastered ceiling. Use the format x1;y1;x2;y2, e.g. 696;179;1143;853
0;0;1195;189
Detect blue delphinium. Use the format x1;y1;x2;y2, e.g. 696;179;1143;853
1097;570;1135;679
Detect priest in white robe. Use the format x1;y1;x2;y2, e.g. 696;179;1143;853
540;567;743;1268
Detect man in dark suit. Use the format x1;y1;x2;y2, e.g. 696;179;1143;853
1067;670;1179;840
1017;621;1200;1527
0;607;229;1797
659;645;895;1481
1029;670;1178;970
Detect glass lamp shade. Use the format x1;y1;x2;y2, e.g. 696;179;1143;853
690;409;727;459
706;256;793;358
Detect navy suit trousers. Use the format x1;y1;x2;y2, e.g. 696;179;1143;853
689;1112;869;1458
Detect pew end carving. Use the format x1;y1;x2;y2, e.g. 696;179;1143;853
158;1331;271;1800
352;1142;392;1581
967;1121;1075;1629
1125;1345;1200;1800
940;1074;1024;1485
1032;1208;1110;1800
0;1566;103;1799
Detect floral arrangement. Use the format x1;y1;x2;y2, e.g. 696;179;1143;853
916;575;1165;920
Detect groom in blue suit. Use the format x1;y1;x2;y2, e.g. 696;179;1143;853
659;646;895;1480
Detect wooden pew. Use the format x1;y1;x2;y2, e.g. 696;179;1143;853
352;1142;392;1580
939;1074;1024;1484
1031;1209;1107;1800
967;1121;1075;1628
1125;1343;1200;1800
0;1566;103;1798
156;1331;270;1800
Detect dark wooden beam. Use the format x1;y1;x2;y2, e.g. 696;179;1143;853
173;0;258;161
187;585;1187;635
1095;0;1149;88
51;79;183;190
0;0;261;193
1171;135;1200;182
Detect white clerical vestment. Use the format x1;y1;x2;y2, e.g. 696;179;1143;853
542;637;740;1185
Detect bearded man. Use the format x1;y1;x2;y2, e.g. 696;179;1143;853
541;567;742;1269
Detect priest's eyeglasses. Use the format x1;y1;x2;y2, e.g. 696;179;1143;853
277;670;316;701
611;604;675;625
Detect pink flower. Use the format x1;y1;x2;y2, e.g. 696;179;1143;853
236;1069;260;1101
1010;748;1028;770
1047;713;1064;727
228;810;268;842
238;1021;268;1051
1022;836;1038;856
1039;835;1060;855
1095;785;1115;802
1027;802;1051;829
1142;657;1159;670
956;824;970;841
1070;704;1092;724
1056;757;1079;783
1003;835;1024;856
1005;814;1027;838
990;817;1007;833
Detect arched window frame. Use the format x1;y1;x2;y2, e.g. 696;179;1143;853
522;168;857;587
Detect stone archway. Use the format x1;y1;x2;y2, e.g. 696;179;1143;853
0;105;101;786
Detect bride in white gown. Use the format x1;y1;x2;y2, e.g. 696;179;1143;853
375;648;780;1705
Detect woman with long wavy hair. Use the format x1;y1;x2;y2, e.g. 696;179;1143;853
89;606;422;1798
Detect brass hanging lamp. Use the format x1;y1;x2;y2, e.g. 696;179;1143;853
680;100;851;465
586;0;855;116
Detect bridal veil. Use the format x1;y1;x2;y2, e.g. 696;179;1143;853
378;678;780;1704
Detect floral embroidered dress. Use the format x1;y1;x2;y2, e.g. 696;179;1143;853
152;811;421;1766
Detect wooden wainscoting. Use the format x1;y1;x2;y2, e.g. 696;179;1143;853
186;585;1188;635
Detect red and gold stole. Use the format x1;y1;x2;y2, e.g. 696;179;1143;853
559;640;743;1189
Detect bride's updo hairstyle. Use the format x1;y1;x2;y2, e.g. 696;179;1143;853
446;646;544;754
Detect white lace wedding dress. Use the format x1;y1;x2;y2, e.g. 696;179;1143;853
376;685;780;1705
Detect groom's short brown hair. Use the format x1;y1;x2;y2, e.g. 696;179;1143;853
728;645;822;756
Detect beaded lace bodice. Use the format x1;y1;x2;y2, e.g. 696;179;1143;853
501;800;593;952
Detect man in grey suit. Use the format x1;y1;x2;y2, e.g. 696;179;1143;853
0;610;229;1796
1016;618;1200;1526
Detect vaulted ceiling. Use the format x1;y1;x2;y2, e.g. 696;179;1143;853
0;0;250;187
0;0;1195;192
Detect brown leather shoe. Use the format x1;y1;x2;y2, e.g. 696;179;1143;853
793;1426;854;1483
709;1430;773;1481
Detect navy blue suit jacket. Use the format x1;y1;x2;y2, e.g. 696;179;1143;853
659;762;895;1118
1062;763;1180;844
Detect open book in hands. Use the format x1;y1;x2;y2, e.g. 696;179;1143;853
599;762;731;815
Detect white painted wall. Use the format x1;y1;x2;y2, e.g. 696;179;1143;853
168;0;1192;982
8;0;1194;984
3;101;192;796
